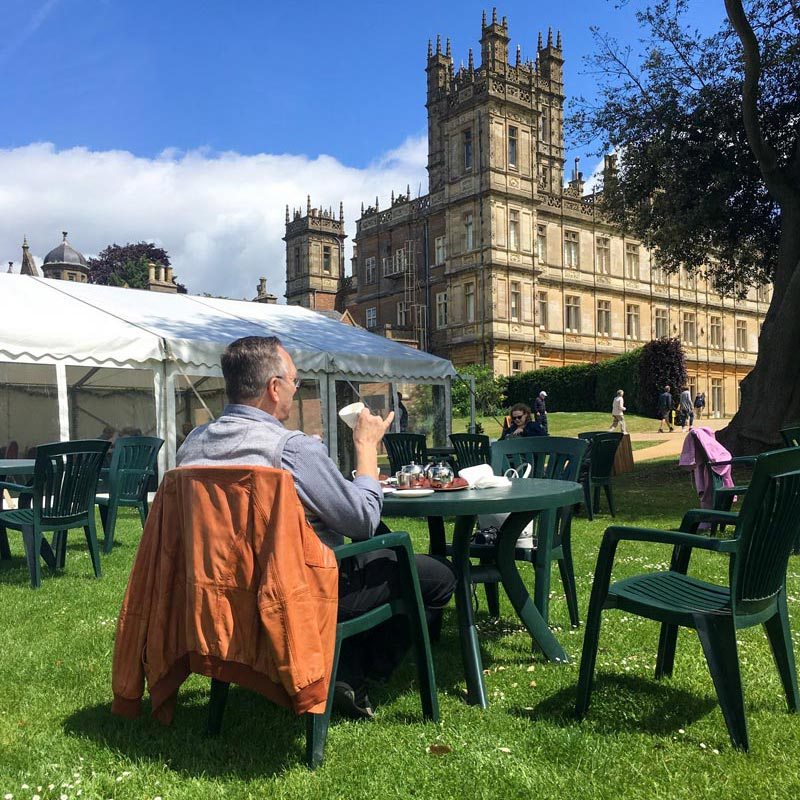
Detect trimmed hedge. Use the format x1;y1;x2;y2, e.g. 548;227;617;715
506;339;686;415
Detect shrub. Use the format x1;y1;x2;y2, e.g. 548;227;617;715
594;349;642;414
506;342;683;415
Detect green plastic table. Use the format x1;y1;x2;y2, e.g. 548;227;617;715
0;459;35;476
382;478;583;707
0;459;36;560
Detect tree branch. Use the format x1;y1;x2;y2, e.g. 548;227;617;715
724;0;795;204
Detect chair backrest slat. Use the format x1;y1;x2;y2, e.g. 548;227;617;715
33;440;110;524
383;433;427;475
491;437;588;547
732;448;800;609
449;433;491;469
109;437;163;501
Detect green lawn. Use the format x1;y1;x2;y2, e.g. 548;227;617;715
2;460;799;799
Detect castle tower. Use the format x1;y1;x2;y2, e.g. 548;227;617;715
42;232;89;282
284;198;347;311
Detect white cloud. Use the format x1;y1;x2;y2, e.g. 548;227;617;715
0;136;428;299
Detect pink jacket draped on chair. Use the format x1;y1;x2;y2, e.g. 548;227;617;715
678;427;734;508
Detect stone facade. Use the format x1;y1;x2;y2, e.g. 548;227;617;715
284;197;346;311
337;12;768;417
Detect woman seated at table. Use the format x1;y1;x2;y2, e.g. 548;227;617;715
501;403;546;439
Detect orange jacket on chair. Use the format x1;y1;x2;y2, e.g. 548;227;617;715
111;465;339;722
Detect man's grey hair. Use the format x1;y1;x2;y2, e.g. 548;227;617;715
221;336;285;404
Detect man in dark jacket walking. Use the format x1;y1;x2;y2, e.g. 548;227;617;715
533;391;548;434
657;385;674;433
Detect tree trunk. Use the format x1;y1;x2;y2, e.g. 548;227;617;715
719;208;800;454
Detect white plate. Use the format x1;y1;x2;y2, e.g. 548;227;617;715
394;488;435;497
382;486;397;494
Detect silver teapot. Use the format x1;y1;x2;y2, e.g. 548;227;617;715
397;461;426;488
425;460;454;488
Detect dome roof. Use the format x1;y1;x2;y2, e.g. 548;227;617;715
43;232;87;267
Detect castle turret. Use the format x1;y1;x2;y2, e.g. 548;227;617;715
284;198;347;311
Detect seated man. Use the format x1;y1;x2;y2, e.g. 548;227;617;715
177;336;455;719
501;403;546;439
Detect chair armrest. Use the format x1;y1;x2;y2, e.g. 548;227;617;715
709;455;757;468
678;508;739;533
602;525;738;554
333;531;412;563
0;480;31;495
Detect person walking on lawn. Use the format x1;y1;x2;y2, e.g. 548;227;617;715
533;391;548;434
609;389;627;434
657;385;674;433
679;387;695;432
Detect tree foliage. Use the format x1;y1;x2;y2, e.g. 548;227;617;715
452;365;507;417
570;0;800;452
638;338;688;417
569;0;799;295
88;242;173;290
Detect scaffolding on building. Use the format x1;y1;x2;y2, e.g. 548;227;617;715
401;240;427;350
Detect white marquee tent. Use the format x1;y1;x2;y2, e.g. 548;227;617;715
0;274;455;473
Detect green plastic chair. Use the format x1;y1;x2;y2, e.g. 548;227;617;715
207;531;439;768
95;436;163;553
383;433;427;475
576;432;622;520
780;424;800;448
576;446;800;751
0;439;109;588
472;436;588;628
449;433;491;469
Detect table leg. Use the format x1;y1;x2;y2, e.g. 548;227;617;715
427;516;447;558
451;514;487;707
496;511;569;664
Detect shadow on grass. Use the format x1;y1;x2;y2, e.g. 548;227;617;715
65;687;323;778
510;673;717;736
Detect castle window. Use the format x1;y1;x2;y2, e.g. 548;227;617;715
512;360;522;374
510;281;521;320
682;311;696;345
364;256;376;284
596;299;611;336
366;307;377;329
655;308;669;338
625;243;640;280
736;319;747;351
67;273;76;281
565;295;581;333
323;246;332;273
436;291;448;329
536;291;548;329
539;105;551;141
626;304;640;339
465;282;476;323
564;230;579;268
681;266;697;290
596;237;611;274
710;316;722;347
508;126;518;169
536;225;547;264
463;129;473;171
397;301;409;327
509;209;520;250
434;235;446;265
652;261;667;285
757;284;770;303
293;246;301;276
464;212;474;251
539;164;550;193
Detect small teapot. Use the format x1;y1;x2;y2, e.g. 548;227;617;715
425;460;454;489
397;461;426;488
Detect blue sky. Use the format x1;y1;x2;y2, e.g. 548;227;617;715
0;0;726;297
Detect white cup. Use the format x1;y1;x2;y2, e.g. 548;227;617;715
338;401;365;429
